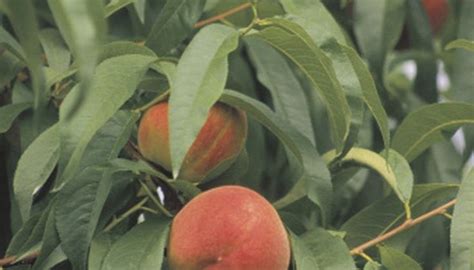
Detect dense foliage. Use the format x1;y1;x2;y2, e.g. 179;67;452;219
0;0;473;269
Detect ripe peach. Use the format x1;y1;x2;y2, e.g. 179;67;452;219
167;185;291;270
422;0;449;34
137;101;247;183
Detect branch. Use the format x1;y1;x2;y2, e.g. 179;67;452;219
193;2;252;29
350;199;457;256
0;251;39;268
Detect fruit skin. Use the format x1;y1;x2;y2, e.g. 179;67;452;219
422;0;449;34
137;101;247;183
168;185;291;270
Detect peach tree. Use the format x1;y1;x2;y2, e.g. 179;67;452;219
0;0;473;269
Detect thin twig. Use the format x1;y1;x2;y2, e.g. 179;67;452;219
0;251;38;268
350;199;457;256
103;197;149;232
193;2;252;29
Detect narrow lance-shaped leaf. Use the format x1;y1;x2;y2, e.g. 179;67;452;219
324;148;413;207
146;0;206;55
279;0;347;46
250;18;351;152
446;39;474;52
39;28;71;73
101;217;171;270
169;24;239;179
353;0;406;70
245;38;315;145
220;90;332;224
0;26;26;61
1;0;48;134
48;0;106;115
13;124;59;221
0;102;31;134
392;103;474;161
56;111;139;270
58;54;156;187
104;0;136;17
301;228;357;270
378;245;422;270
450;169;474;270
341;184;458;248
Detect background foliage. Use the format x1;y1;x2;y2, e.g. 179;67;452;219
0;0;473;269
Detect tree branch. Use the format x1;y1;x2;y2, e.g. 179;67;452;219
350;199;457;256
193;2;252;29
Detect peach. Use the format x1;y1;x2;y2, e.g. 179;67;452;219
422;0;449;34
137;101;247;183
167;185;291;270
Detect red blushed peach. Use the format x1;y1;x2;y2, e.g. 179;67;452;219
167;185;291;270
137;101;247;183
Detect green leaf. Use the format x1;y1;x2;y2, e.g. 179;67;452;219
450;0;474;103
251;18;351;152
364;261;385;270
289;231;321;270
220;90;332;224
446;39;474;52
1;0;48;134
0;25;26;61
245;38;315;145
324;148;413;205
279;0;347;45
58;54;155;186
301;227;356;270
341;44;390;150
0;102;31;134
450;169;474;270
392;103;474;161
48;0;106;106
6;214;42;255
88;233;116;270
169;24;238;178
146;0;206;55
101;217;171;270
353;0;406;70
13;124;59;221
39;28;71;73
55;111;138;270
341;184;458;249
379;246;421;270
0;51;25;89
105;0;136;17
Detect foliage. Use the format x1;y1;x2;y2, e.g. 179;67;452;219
0;0;473;269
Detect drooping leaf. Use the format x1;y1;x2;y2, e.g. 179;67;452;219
450;0;474;103
38;28;71;73
324;148;413;205
220;90;332;224
88;233;117;270
353;0;406;70
146;0;206;55
169;24;238;178
279;0;347;45
301;227;356;270
13;124;59;221
105;0;136;17
55;111;139;270
251;18;351;152
245;38;315;145
1;0;48;135
341;184;458;249
446;39;474;52
101;217;171;270
48;0;106;114
58;54;155;186
289;231;322;270
379;245;422;270
0;102;31;134
392;103;474;161
450;169;474;270
0;25;26;61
